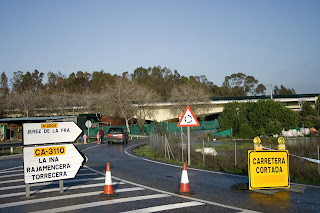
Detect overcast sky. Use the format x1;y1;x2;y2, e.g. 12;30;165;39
1;0;319;94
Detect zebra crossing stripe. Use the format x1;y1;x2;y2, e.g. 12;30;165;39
0;173;23;179
0;177;105;191
0;187;144;209
120;201;205;213
0;166;23;173
30;194;171;213
0;181;125;199
0;169;23;174
0;173;99;184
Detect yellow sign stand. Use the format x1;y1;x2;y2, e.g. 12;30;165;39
248;137;290;190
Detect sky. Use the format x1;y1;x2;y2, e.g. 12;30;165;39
0;0;319;95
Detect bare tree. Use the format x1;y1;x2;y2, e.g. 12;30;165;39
169;84;211;120
98;78;158;134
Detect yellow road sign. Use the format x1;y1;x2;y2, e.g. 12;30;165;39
248;150;290;190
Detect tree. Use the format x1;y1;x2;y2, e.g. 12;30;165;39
46;71;65;93
169;83;211;120
11;71;23;92
31;70;44;91
90;70;118;93
273;85;296;95
0;72;9;97
219;100;300;138
222;73;266;96
316;96;320;117
63;71;91;93
11;70;44;92
98;78;158;134
301;102;319;128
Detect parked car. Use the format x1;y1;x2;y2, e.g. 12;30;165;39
107;127;129;144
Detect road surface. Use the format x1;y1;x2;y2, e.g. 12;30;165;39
0;138;320;212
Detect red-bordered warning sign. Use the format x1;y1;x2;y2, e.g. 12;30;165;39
177;106;200;127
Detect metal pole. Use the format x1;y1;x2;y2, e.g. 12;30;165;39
59;180;64;193
26;184;30;197
317;145;320;175
235;142;237;165
187;127;191;166
164;135;167;158
203;139;205;165
181;127;184;163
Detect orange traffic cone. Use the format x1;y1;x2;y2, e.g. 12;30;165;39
103;163;115;196
179;162;192;195
97;132;100;144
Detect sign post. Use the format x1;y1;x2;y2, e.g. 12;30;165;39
85;120;92;139
177;106;200;166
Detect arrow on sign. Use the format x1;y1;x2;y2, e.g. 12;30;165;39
23;122;82;145
23;144;85;184
177;106;200;127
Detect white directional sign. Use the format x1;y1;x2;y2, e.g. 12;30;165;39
177;106;200;127
23;122;82;145
23;144;84;183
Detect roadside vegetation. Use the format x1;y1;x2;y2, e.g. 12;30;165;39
1;68;296;120
134;136;320;186
0;147;22;156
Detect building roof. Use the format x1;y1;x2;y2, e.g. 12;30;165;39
0;116;76;123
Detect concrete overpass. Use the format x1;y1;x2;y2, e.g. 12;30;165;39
138;94;319;122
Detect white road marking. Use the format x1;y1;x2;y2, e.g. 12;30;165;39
0;165;23;172
0;178;23;184
76;173;99;176
0;173;23;179
0;173;99;184
0;169;23;174
80;144;106;152
120;201;205;213
30;194;171;213
0;177;105;191
0;181;125;199
0;187;144;209
85;165;260;213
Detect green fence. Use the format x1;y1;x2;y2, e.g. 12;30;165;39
211;128;232;137
84;119;220;137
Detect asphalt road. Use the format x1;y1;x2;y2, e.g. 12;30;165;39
1;138;320;212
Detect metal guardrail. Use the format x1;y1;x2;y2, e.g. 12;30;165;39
0;142;23;148
0;142;23;154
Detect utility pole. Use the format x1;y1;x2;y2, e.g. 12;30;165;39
270;84;273;100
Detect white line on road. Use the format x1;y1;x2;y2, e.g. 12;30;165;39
0;181;125;199
0;187;144;209
30;194;171;213
0;165;23;172
0;177;105;191
85;165;260;213
0;173;23;179
0;169;23;175
0;173;100;184
120;201;205;213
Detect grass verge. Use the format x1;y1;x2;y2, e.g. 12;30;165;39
134;140;320;186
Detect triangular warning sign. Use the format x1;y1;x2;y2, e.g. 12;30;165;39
177;106;200;127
